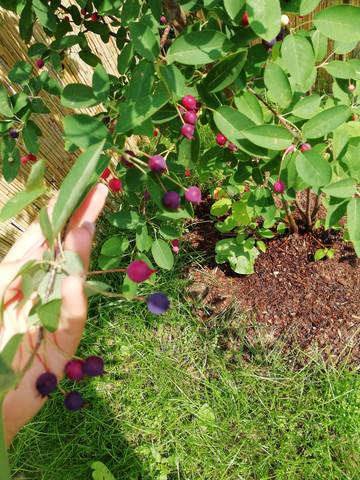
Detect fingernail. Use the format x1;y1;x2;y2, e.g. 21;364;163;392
81;221;95;237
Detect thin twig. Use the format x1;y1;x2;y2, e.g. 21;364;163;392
305;187;312;232
282;199;298;233
311;194;322;222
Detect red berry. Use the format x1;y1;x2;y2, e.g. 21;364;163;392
81;9;87;15
163;191;181;209
182;95;197;110
216;133;227;146
149;154;166;174
181;123;194;140
21;156;27;164
120;150;135;169
64;391;84;411
160;15;166;23
185;170;191;177
83;356;104;377
273;181;285;194
284;145;295;155
147;292;170;315
65;360;84;381
301;143;311;152
9;130;19;138
171;239;180;248
127;260;157;283
64;15;70;21
172;246;179;253
91;13;98;21
27;154;37;162
241;11;249;26
36;372;58;398
352;115;357;121
184;110;197;125
36;58;44;68
109;178;122;192
185;186;201;203
101;167;110;180
153;130;158;136
228;142;238;152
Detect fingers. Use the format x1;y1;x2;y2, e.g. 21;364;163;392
54;275;87;356
67;183;108;232
63;221;94;274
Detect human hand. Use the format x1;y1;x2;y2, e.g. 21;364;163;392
0;183;108;446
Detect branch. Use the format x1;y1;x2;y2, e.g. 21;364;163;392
311;193;322;222
163;0;187;33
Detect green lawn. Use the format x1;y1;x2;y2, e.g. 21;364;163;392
8;235;360;479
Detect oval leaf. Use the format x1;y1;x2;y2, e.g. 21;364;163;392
61;84;100;109
295;151;332;188
203;50;247;93
314;5;360;43
247;0;281;43
282;33;315;86
322;178;357;198
129;22;159;61
242;125;294;150
302;105;351;139
264;62;292;108
151;239;174;270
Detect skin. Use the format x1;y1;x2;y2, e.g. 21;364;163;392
0;183;108;446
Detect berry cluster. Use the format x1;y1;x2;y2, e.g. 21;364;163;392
36;355;106;412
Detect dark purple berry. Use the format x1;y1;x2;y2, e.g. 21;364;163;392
36;58;44;68
276;28;284;42
36;372;58;398
144;189;151;200
83;356;104;377
163;191;181;209
149;154;166;174
121;150;135;168
181;123;194;140
182;95;197;110
65;359;84;381
102;116;110;125
9;130;19;138
147;292;170;315
185;186;201;203
127;260;156;283
184;110;197;125
64;391;84;411
228;142;238;152
262;38;276;50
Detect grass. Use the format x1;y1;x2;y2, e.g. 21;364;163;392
8;236;360;479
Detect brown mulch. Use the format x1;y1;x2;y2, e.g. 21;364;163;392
182;195;360;366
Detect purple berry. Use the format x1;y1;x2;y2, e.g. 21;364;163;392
273;181;285;194
181;123;194;140
102;116;110;125
36;372;58;398
65;359;84;381
184;110;197;125
276;28;284;42
228;142;238;152
144;189;151;200
163;191;181;209
182;95;197;110
185;186;201;203
147;292;170;315
216;133;227;146
262;38;276;50
149;154;166;174
121;150;135;168
9;130;19;138
36;58;44;68
127;260;157;283
64;391;84;411
83;356;104;377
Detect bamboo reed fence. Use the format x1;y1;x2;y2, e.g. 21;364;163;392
0;0;359;259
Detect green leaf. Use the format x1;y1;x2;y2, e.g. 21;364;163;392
295;151;332;188
61;84;100;109
203;50;247;93
256;228;274;239
299;0;321;16
158;225;179;240
28;42;47;57
177;128;200;170
33;0;57;31
228;254;255;275
234;91;263;124
83;281;111;298
282;33;315;86
1;334;23;367
257;240;266;253
0;355;17;394
290;95;321;119
324;197;348;230
122;274;138;299
79;50;101;68
108;211;146;229
0;83;13;117
50;35;81;50
129;22;159;62
322;178;357;198
136;225;149;252
264;62;292;108
52;141;105;236
210;198;232;216
0;187;47;222
98;255;122;270
115;94;169;135
198;403;215;426
314;5;360;43
167;30;232;65
121;0;141;26
8;61;32;85
310;29;327;62
37;299;61;332
129;61;155;101
26;158;45;191
242;125;294;150
224;0;246;22
22;125;39;155
347;198;360;255
39;206;54;250
314;249;326;261
93;64;110;102
302;105;351;139
62;114;112;150
159;64;187;100
325;61;356;80
91;461;116;480
117;42;134;75
246;0;281;42
151;239;174;270
101;237;130;256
